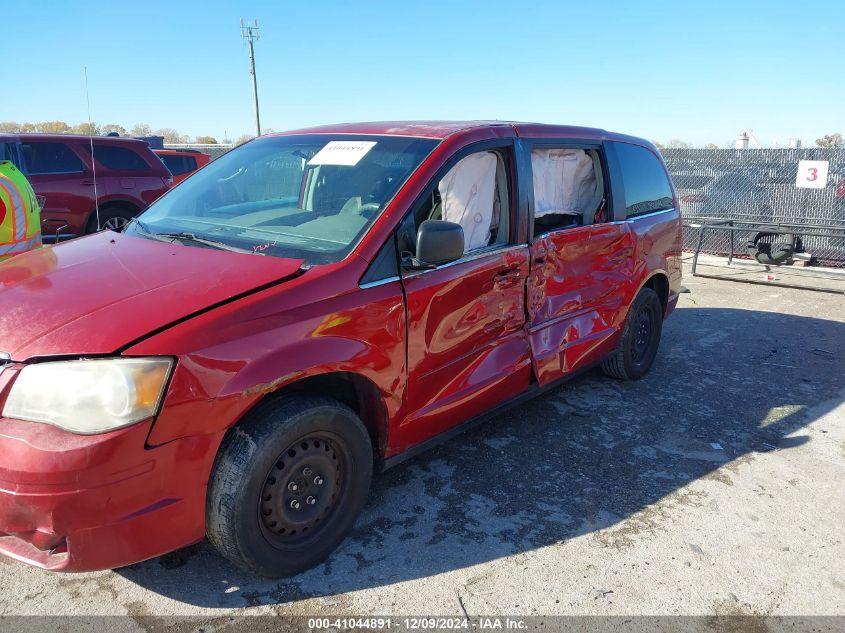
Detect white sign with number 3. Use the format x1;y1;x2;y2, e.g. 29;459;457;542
795;160;829;189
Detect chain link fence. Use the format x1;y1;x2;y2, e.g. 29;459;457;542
662;147;845;268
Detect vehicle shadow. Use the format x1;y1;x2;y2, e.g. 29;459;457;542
117;305;845;608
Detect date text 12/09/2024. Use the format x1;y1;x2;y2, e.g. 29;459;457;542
308;618;529;630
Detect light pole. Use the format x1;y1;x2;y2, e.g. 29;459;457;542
241;18;261;137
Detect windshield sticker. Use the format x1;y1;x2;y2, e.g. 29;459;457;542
308;141;377;166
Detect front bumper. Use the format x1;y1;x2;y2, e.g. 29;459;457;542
0;415;220;571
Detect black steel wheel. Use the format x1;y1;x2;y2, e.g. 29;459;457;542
258;434;345;544
601;286;663;380
207;396;373;577
630;306;654;363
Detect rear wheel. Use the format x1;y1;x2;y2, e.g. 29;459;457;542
601;287;663;380
207;396;373;577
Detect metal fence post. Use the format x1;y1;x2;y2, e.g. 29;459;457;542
692;223;706;275
728;220;735;266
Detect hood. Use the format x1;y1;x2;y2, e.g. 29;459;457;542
0;232;304;360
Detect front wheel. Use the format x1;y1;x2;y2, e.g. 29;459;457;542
601;287;663;381
87;206;137;233
206;396;373;577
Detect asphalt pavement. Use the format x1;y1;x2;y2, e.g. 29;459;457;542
2;264;843;622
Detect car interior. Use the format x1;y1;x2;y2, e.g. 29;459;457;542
531;148;606;236
171;146;424;255
419;150;510;253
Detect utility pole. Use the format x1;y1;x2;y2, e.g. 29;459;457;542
240;18;261;137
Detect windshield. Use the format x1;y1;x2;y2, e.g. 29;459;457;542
127;134;438;264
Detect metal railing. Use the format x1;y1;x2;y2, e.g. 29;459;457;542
684;216;845;293
663;148;845;268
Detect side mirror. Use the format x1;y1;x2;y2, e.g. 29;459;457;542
406;220;464;269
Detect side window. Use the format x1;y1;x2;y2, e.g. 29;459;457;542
85;144;150;171
613;142;673;217
531;147;606;237
20;142;86;175
159;154;195;176
0;142;16;163
243;152;306;203
158;154;179;174
411;149;511;255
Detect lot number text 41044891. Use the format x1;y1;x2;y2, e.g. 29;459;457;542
308;617;528;630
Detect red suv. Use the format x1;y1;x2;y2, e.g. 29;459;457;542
0;134;171;240
153;149;211;185
0;122;682;576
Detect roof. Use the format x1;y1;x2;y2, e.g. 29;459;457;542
279;121;514;139
0;133;148;145
154;148;204;155
275;120;652;147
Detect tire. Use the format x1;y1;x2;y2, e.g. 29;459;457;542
601;287;663;381
206;395;373;577
86;205;137;233
746;230;797;265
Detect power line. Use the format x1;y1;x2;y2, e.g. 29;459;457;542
240;18;261;137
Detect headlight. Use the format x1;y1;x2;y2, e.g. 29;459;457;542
2;358;173;434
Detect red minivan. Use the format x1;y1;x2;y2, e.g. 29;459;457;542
0;122;682;577
0;134;171;240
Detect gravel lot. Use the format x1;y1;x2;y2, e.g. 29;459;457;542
2;265;844;621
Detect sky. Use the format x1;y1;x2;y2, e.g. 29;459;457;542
2;1;843;147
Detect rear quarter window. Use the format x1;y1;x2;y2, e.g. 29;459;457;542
1;142;16;163
86;144;151;171
159;154;197;176
613;142;674;217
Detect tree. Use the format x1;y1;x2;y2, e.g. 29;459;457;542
195;135;218;144
816;133;843;147
704;143;719;150
667;139;692;149
0;122;21;133
235;134;255;146
73;122;100;136
101;123;127;136
154;128;184;143
37;121;71;134
129;123;152;137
